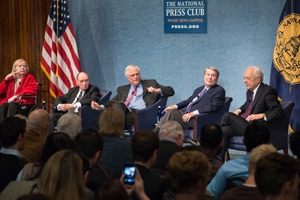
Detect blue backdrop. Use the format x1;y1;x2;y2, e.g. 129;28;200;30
68;0;285;111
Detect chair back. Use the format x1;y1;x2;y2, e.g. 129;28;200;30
269;101;295;150
191;97;233;139
134;96;169;132
98;90;112;105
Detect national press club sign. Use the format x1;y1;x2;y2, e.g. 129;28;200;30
164;0;207;33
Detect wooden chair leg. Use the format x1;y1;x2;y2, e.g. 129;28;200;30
283;148;288;155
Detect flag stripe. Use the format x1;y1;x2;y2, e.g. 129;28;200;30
41;0;81;98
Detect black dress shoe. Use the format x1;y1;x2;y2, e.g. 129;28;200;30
187;139;200;146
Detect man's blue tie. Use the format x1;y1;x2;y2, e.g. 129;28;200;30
185;88;207;113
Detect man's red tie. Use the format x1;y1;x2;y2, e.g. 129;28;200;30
124;87;137;106
241;91;254;119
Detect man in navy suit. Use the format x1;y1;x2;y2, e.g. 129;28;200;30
218;66;283;160
153;67;225;133
49;72;100;134
91;64;175;128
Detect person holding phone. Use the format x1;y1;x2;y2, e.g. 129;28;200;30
0;59;38;122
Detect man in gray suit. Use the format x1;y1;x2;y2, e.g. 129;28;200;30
49;72;100;134
91;64;174;128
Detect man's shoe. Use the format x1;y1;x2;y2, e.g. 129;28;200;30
187;139;200;146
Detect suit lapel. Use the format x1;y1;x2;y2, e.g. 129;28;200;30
251;83;264;111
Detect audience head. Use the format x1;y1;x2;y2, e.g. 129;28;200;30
255;152;300;200
248;144;277;175
74;129;104;166
243;120;270;152
39;150;87;200
289;130;300;159
27;109;49;137
158;120;184;146
132;130;159;164
204;67;219;87
99;107;124;136
244;66;264;91
0;116;26;150
95;179;130;200
124;64;141;87
12;59;29;74
166;151;210;196
200;124;223;149
76;72;89;91
57;113;82;140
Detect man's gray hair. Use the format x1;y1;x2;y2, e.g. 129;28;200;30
57;113;82;140
159;120;184;139
124;64;140;77
248;66;264;82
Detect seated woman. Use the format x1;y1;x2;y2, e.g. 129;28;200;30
0;59;37;122
98;107;134;177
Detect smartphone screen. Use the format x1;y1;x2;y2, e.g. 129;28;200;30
123;164;136;185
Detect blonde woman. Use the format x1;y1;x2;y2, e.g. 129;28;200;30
39;150;92;200
0;59;37;122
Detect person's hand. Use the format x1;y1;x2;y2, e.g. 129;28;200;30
5;73;16;80
163;105;176;113
120;171;134;197
132;168;150;200
147;86;160;93
8;95;18;102
182;112;194;122
91;101;102;110
245;114;263;122
233;109;241;115
59;104;74;111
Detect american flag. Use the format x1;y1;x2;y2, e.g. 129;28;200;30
41;0;81;98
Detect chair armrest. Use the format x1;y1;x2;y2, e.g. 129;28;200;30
134;96;168;132
99;90;112;105
79;106;102;130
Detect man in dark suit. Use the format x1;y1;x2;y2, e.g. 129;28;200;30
218;66;283;160
49;72;100;134
91;64;174;128
152;120;183;176
153;67;225;133
0;117;27;191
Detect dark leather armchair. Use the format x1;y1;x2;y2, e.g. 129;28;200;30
78;89;112;130
18;82;43;116
133;96;169;132
184;97;233;140
226;100;295;160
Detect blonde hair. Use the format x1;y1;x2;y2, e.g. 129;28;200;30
39;150;86;200
248;144;277;174
12;59;29;73
99;107;124;136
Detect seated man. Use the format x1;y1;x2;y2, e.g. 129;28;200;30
57;113;82;140
74;129;109;193
219;144;277;200
207;120;271;198
20;109;49;163
255;152;300;200
165;150;211;200
114;130;168;200
49;72;100;134
152;120;184;176
218;66;283;160
190;124;224;181
0;117;27;191
91;64;174;129
153;67;225;133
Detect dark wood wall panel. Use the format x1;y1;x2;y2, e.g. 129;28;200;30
0;0;53;110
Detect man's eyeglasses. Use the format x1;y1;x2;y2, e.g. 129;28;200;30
128;73;140;77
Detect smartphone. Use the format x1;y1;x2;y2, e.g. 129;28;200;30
123;164;136;185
